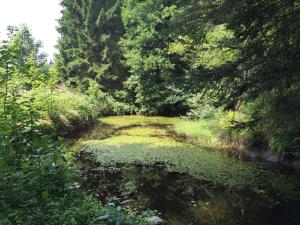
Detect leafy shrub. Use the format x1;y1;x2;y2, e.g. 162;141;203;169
35;87;100;134
219;111;251;144
86;80;135;116
186;94;223;120
243;88;300;156
216;86;300;157
0;143;147;225
0;26;147;225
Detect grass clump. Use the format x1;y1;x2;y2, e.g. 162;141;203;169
173;119;221;148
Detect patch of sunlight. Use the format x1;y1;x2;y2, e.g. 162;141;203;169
118;127;168;137
100;116;179;127
83;135;186;149
99;116;221;148
173;119;221;147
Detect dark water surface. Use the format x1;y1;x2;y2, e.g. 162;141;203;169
78;157;300;225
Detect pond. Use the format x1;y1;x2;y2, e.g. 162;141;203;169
75;116;300;225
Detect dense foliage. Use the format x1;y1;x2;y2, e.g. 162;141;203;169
1;0;300;224
56;0;300;155
57;0;127;92
0;26;148;224
211;0;300;155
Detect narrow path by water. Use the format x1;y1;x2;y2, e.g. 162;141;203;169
75;116;300;225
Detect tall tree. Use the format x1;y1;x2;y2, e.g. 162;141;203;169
8;25;48;78
121;0;192;115
57;0;127;91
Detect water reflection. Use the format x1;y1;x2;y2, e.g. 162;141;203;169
79;159;300;225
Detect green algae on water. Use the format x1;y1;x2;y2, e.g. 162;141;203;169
79;116;300;200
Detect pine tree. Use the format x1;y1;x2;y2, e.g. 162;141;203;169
57;0;127;92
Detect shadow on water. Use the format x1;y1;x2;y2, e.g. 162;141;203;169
78;153;300;225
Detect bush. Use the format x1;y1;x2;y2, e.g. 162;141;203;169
244;87;300;156
217;86;300;157
218;111;252;145
186;94;223;120
35;87;101;135
0;143;148;225
86;80;135;116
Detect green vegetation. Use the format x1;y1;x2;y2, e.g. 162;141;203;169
36;88;100;134
56;0;300;156
0;26;148;224
98;116;220;148
173;119;220;147
57;0;127;92
101;116;178;127
1;0;300;224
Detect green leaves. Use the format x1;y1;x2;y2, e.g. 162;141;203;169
121;0;191;115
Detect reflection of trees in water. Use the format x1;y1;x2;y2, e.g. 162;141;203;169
79;160;298;225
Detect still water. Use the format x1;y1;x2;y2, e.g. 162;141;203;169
79;159;300;225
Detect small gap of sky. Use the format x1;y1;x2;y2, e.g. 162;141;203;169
0;0;62;60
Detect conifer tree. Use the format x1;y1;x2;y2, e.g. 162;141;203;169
57;0;127;91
